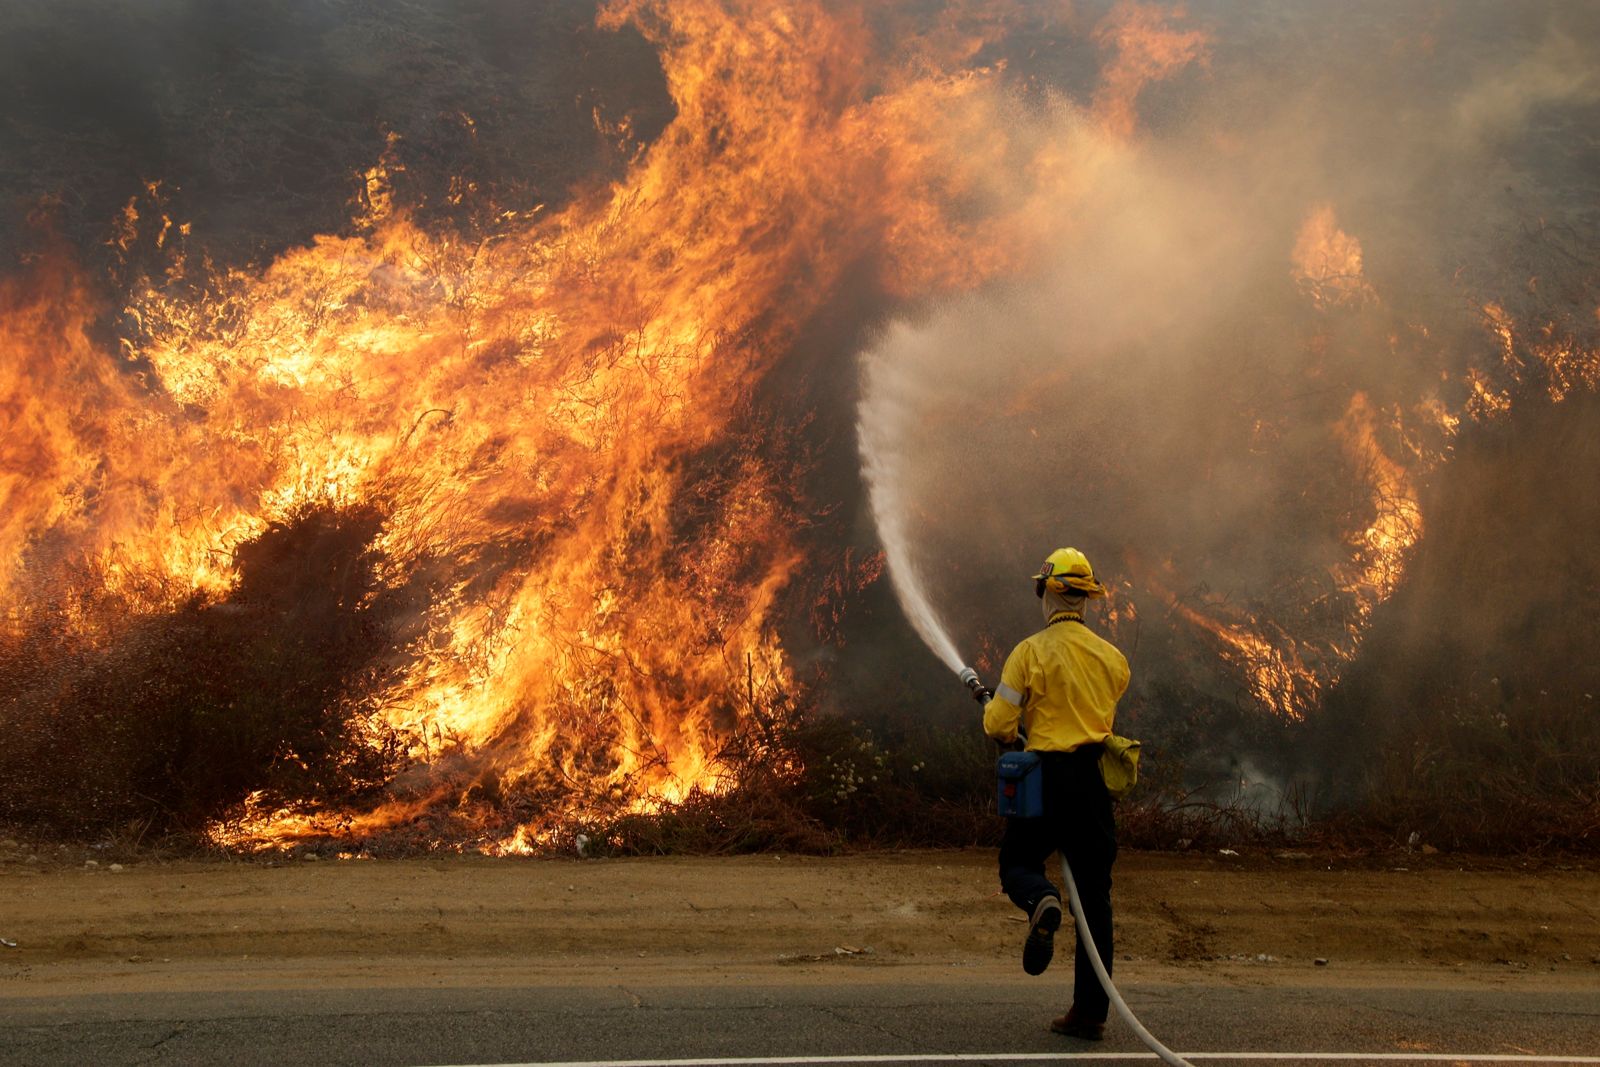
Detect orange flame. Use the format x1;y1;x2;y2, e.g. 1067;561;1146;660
7;1;1596;832
1291;202;1376;309
1335;392;1423;610
2;1;1210;849
1091;2;1210;140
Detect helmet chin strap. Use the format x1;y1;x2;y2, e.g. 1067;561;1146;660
1041;588;1086;624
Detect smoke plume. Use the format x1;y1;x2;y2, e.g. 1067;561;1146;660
859;0;1600;793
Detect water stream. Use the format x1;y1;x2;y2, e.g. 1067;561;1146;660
857;351;967;676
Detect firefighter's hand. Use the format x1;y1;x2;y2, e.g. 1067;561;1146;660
971;685;993;705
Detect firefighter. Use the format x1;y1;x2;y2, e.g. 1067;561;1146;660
980;547;1129;1041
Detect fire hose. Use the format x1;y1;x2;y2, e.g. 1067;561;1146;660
961;667;1194;1067
1060;854;1193;1067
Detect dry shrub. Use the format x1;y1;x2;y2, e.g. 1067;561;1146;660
1343;693;1600;853
0;505;407;835
581;706;1000;856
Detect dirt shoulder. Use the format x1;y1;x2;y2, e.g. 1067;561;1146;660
2;849;1598;997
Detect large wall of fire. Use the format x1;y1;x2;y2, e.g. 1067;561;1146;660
3;1;1597;849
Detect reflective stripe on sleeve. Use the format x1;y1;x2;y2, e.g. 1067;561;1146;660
995;682;1025;707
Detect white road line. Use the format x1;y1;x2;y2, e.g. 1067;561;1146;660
430;1054;1600;1067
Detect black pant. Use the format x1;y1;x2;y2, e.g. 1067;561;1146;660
998;745;1117;1022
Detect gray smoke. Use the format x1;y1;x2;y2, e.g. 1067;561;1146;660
858;1;1600;735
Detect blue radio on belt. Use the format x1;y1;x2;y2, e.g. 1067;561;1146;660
996;750;1044;818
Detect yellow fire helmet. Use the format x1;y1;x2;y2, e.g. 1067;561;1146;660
1033;547;1107;599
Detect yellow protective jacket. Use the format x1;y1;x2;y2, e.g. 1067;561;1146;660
983;612;1130;752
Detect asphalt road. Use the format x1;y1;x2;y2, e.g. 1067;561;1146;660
2;980;1597;1067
